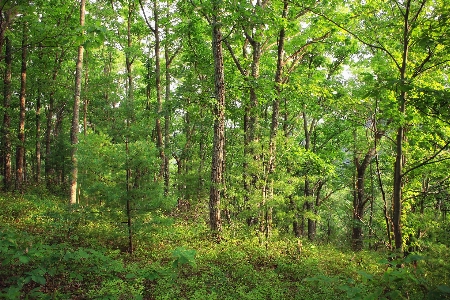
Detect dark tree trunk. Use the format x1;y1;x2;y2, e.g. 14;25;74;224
352;147;377;251
268;0;288;174
151;1;166;184
2;33;12;191
209;1;225;241
35;86;41;183
16;23;27;191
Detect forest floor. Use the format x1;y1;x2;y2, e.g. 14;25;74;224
0;190;449;299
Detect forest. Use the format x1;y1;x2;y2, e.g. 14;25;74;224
0;0;449;299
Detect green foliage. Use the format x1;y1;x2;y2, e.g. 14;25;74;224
1;191;449;299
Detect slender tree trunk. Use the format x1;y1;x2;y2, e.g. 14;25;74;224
152;1;166;182
302;110;318;240
44;51;65;187
392;1;412;251
124;0;135;254
163;22;172;196
209;1;225;241
269;0;288;174
125;138;133;254
83;49;89;136
35;84;41;183
70;0;85;205
16;22;27;191
2;33;12;191
393;117;404;250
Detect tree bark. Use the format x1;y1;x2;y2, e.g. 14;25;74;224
163;17;174;197
152;1;166;183
16;22;27;191
392;0;412;251
2;32;12;191
209;0;225;241
70;0;85;205
35;82;41;183
268;0;288;174
352;146;376;251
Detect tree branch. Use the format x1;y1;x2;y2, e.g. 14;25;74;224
138;0;155;33
224;39;247;76
402;140;450;178
307;8;402;71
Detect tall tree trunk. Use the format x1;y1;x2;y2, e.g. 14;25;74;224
44;50;64;187
16;22;27;191
83;49;89;136
124;0;135;254
302;110;318;240
163;18;174;197
2;32;12;191
209;0;225;241
152;1;166;182
393;114;404;250
268;0;288;174
392;1;412;251
35;83;41;183
70;0;85;205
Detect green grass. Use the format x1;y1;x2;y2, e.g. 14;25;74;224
0;191;449;299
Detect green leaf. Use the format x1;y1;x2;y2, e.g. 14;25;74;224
172;247;196;268
18;255;30;264
357;270;373;281
31;274;46;285
437;285;450;294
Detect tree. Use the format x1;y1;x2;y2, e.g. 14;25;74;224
1;20;12;191
313;0;450;251
70;0;86;205
15;21;27;191
209;0;225;241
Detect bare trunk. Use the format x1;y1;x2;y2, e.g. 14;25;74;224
124;0;135;254
269;0;288;174
392;0;411;251
163;23;172;196
125;138;133;254
35;85;41;183
70;0;85;205
16;23;27;191
2;33;12;191
83;50;89;135
153;1;165;182
393;123;404;250
209;2;225;241
352;146;377;251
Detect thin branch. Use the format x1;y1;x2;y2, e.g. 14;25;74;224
410;0;427;25
413;59;450;78
285;32;330;74
307;8;402;71
224;39;247;76
139;0;155;33
412;46;434;78
167;44;182;66
402;140;450;177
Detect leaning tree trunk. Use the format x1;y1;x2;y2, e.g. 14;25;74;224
70;0;85;205
209;1;225;242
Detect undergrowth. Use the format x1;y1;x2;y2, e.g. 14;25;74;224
0;191;449;299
